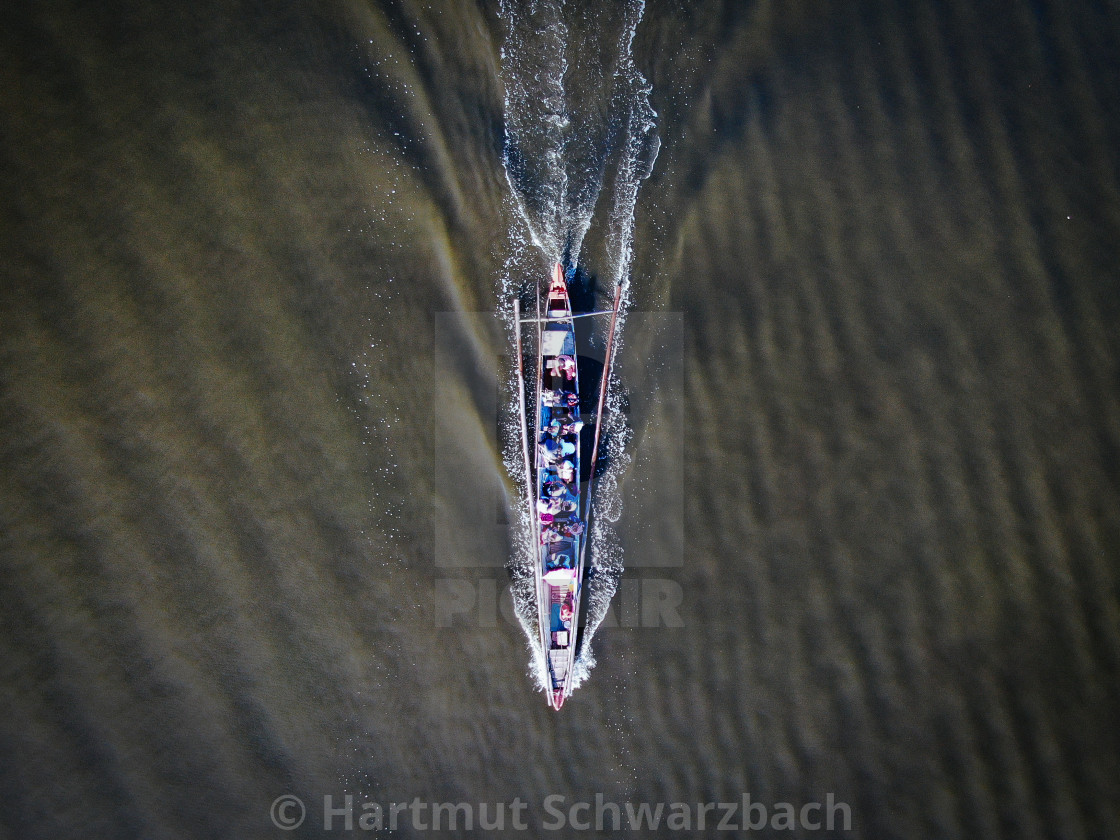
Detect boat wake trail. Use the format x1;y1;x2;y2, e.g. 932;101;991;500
497;0;658;695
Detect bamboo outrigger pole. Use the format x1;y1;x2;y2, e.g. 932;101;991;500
516;299;552;672
513;300;537;539
559;278;623;704
576;279;624;573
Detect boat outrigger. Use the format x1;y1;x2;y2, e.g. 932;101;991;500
514;263;622;710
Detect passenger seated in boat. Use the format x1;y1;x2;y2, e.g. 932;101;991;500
543;480;577;506
556;519;584;538
545;497;577;515
541;525;564;545
538;497;577;523
538;438;575;469
542;389;579;408
549;406;578;425
546;552;575;572
544;474;575;496
550;597;574;632
556;459;576;485
544;417;582;440
546;355;577;381
561;593;574;617
537;436;560;466
550;599;573;633
540;389;568;408
561;420;584;436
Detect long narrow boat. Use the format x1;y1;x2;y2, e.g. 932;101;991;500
515;263;622;709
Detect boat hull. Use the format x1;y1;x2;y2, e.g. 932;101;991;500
533;263;584;708
516;262;622;709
